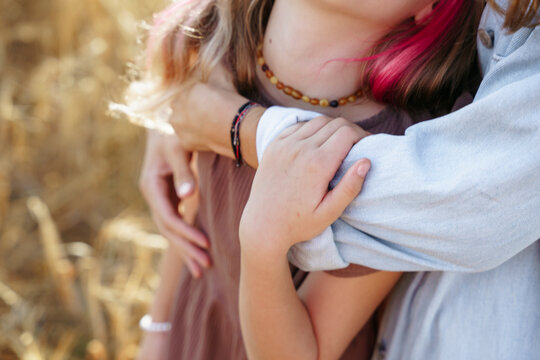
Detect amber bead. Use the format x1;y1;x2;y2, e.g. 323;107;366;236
256;43;361;109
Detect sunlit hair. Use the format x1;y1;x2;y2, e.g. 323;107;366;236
123;0;487;123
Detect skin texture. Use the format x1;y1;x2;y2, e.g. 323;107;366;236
240;117;372;251
239;118;401;360
137;161;200;360
136;249;184;360
139;130;210;277
308;0;435;25
141;0;438;358
170;78;256;164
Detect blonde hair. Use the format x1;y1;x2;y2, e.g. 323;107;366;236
117;0;270;131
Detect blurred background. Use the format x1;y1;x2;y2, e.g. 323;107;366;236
0;0;170;359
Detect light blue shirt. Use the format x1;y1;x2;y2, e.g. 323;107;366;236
255;3;540;359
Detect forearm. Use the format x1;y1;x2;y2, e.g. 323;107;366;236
148;194;199;321
148;247;185;322
205;96;265;168
172;82;265;168
239;246;317;360
239;106;265;168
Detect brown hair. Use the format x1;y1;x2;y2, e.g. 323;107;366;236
362;0;481;114
488;0;539;32
142;0;480;114
121;0;271;124
123;0;535;121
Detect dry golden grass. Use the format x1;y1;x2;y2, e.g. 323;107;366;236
0;0;169;358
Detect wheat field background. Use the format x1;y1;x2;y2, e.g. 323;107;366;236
0;0;171;359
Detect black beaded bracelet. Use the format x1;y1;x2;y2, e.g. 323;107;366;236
230;101;259;167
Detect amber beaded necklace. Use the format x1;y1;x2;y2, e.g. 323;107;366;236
256;44;363;108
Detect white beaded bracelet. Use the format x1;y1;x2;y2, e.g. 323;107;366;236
139;314;172;333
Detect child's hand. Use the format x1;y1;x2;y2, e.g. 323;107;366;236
239;117;371;257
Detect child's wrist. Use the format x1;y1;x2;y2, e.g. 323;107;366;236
240;231;290;261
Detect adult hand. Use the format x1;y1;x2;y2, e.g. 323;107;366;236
140;130;210;278
240;117;371;255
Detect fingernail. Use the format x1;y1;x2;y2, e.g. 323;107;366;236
176;182;193;197
356;160;371;177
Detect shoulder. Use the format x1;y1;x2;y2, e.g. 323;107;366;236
479;7;536;68
477;4;539;99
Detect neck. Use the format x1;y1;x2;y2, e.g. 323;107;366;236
257;0;387;118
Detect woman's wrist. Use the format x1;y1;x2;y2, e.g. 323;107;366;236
204;87;266;168
204;85;246;156
169;80;265;167
239;105;265;168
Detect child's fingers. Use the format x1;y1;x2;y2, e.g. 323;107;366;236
288;116;332;140
311;118;368;147
316;159;371;219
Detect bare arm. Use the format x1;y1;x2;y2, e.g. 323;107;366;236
238;118;385;359
298;271;400;359
148;249;185;322
239;246;316;360
137;183;199;360
170;81;265;168
137;247;184;360
147;155;200;319
239;244;400;360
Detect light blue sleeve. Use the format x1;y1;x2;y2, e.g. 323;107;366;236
289;22;540;273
